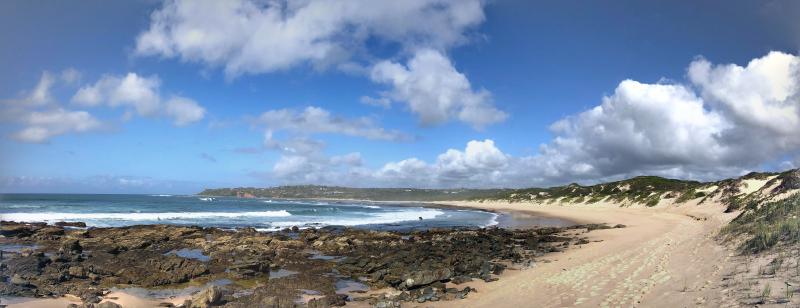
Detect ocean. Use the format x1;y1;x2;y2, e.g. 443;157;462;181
0;194;498;231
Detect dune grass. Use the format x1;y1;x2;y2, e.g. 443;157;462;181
722;193;800;253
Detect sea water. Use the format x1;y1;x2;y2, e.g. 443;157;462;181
0;194;498;231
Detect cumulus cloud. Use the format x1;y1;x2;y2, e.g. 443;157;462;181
165;97;206;126
369;49;507;128
0;71;103;143
73;73;162;116
271;152;369;184
689;51;800;150
72;73;206;125
528;80;732;182
1;71;206;143
267;139;514;188
374;139;509;187
513;51;800;184
267;51;800;188
135;0;486;77
136;0;502;130
11;108;103;143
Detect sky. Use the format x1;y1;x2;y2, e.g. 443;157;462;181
1;0;800;194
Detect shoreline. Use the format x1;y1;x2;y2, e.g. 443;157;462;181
0;201;610;308
1;198;743;307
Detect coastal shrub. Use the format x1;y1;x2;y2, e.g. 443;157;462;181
694;191;706;198
722;193;800;253
645;195;661;207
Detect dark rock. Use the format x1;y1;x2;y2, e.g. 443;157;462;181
35;227;65;239
306;297;329;308
450;275;472;284
79;289;103;304
325;294;348;306
399;268;453;289
373;299;401;308
55;221;87;228
97;302;122;308
10;274;30;285
190;285;224;308
61;239;82;254
0;223;34;237
68;266;87;278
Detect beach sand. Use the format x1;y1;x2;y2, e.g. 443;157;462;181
421;200;739;308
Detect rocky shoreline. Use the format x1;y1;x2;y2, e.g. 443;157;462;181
0;221;622;307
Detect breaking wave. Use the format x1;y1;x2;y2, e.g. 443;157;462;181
0;210;292;222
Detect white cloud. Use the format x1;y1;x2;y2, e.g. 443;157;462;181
254;106;407;183
268;51;800;188
136;0;500;130
27;72;56;106
516;51;800;184
269;139;513;188
257;106;407;141
529;80;732;182
369;49;507;128
689;51;800;144
135;0;486;77
72;73;161;116
165;96;206;126
1;71;207;143
271;152;369;184
376;158;433;186
72;73;206;126
12;108;102;143
3;71;65;106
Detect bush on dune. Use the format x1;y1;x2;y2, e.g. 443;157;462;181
722;193;800;253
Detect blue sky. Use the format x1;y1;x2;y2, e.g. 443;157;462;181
2;0;800;193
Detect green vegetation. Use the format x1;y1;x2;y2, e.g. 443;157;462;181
722;194;800;253
761;284;772;303
480;175;704;206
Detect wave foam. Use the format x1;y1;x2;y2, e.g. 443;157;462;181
0;210;292;222
269;208;443;228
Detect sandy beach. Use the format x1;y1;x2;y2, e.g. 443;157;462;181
1;192;791;308
419;200;740;308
